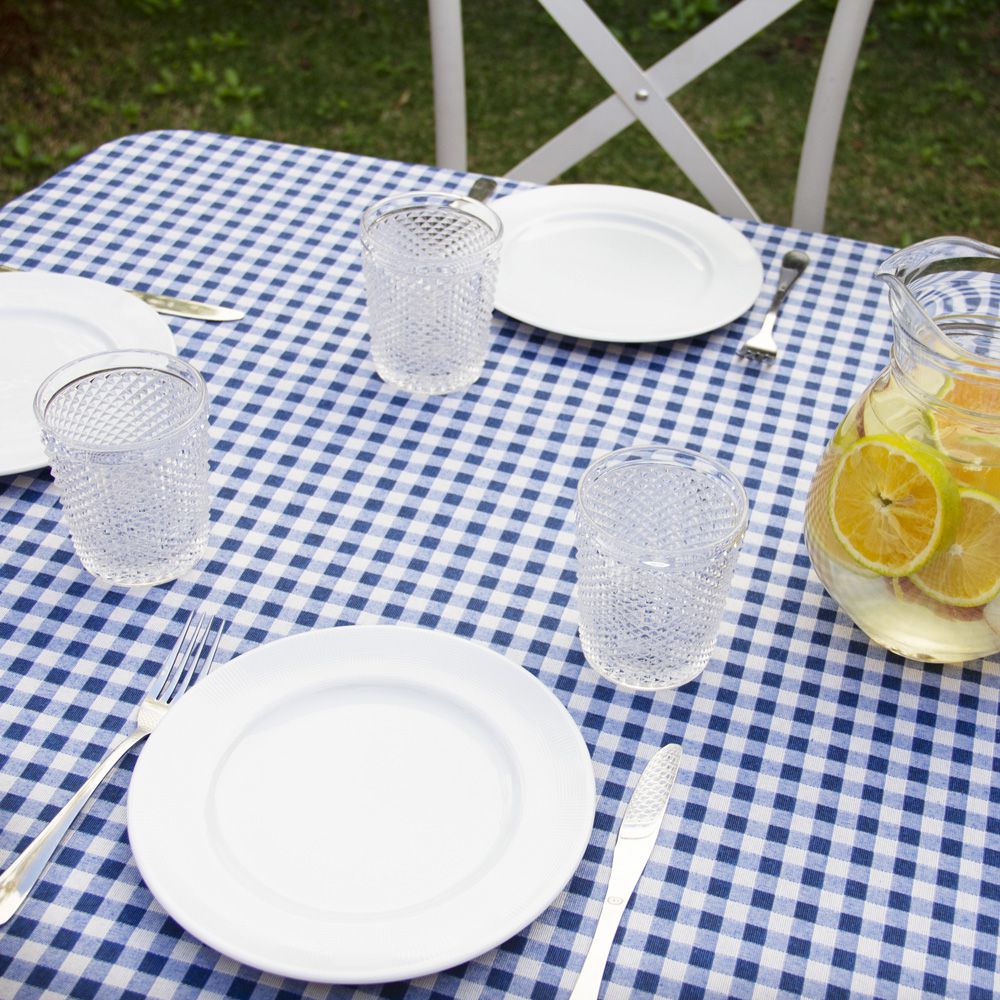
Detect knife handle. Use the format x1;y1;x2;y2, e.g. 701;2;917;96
568;895;626;1000
569;837;652;1000
569;745;682;999
467;176;497;202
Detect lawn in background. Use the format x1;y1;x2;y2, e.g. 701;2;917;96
1;0;996;246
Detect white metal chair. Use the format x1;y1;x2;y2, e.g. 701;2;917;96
428;0;874;232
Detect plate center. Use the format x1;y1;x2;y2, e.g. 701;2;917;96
492;186;764;342
501;209;712;331
207;680;520;918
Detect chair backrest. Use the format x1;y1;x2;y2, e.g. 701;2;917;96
428;0;874;232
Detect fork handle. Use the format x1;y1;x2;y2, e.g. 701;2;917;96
766;260;807;318
0;729;147;925
756;261;807;343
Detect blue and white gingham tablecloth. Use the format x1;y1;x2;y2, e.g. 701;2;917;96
0;131;997;1000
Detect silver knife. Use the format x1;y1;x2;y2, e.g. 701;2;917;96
467;176;497;202
449;177;498;212
125;291;244;322
570;743;683;1000
0;264;244;322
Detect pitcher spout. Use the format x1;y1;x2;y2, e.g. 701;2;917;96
877;235;1000;375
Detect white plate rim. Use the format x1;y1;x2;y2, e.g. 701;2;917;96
492;183;764;343
0;271;176;477
127;624;596;984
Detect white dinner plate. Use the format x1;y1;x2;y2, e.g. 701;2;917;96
127;625;596;984
492;184;764;343
0;271;176;476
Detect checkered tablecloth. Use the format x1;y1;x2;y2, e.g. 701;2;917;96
0;131;997;1000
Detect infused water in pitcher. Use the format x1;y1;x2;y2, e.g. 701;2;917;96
804;236;1000;663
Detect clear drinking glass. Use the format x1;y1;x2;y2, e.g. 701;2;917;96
575;445;749;690
360;190;503;395
34;349;211;587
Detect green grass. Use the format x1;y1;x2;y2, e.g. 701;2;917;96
1;0;997;246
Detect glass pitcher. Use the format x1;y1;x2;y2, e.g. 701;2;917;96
804;236;1000;663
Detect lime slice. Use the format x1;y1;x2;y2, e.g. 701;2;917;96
860;366;950;439
910;487;1000;606
928;411;1000;494
828;433;959;576
831;396;864;449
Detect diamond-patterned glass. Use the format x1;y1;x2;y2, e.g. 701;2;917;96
360;193;502;395
575;446;748;690
36;351;211;586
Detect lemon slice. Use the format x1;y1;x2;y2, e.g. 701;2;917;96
941;373;1000;414
806;450;877;576
910;487;1000;606
927;377;1000;496
828;433;959;576
927;411;1000;495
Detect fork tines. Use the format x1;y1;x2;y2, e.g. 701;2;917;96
154;612;226;702
738;340;777;362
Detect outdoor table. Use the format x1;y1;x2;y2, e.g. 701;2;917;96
0;130;997;1000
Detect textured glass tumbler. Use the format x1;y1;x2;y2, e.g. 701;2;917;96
34;350;211;587
575;446;748;690
360;190;503;395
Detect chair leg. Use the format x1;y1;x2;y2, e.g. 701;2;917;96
428;0;468;171
792;0;875;232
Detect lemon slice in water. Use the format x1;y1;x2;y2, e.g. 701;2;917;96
927;376;1000;497
911;487;1000;606
828;433;959;576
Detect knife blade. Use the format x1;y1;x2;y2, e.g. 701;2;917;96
0;264;244;322
569;743;683;1000
128;291;244;322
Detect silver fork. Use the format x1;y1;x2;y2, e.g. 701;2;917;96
0;611;226;925
737;249;810;362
